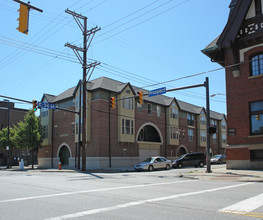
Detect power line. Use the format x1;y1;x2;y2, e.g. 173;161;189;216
93;0;189;45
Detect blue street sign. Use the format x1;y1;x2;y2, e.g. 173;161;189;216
38;102;56;110
148;87;166;97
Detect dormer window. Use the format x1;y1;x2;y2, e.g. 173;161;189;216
251;54;263;76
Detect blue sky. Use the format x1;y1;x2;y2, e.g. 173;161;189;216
0;0;230;114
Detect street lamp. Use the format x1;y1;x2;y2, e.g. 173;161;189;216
210;93;226;97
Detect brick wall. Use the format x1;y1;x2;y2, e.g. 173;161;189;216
226;46;263;146
226;148;250;160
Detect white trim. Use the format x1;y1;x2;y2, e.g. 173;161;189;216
57;142;72;158
239;44;263;62
176;145;188;156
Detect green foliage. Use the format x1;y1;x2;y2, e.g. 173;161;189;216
13;110;44;151
0;126;15;149
0;110;43;151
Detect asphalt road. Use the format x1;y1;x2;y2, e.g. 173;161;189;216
0;167;262;220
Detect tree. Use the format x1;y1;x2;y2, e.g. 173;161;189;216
0;126;15;167
14;110;43;169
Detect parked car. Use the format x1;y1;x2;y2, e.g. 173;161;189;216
210;154;226;164
134;156;171;171
172;152;206;168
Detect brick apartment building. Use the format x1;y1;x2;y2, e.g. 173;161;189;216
0;100;28;165
38;77;227;169
202;0;263;169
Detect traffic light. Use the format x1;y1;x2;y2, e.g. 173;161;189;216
17;4;29;34
256;115;260;121
110;97;115;109
32;100;38;112
208;126;217;135
138;91;143;105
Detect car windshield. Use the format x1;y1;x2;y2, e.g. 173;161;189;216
178;154;186;159
212;155;221;159
143;158;152;163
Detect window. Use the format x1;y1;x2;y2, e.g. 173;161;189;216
170;103;178;119
200;112;206;125
201;131;206;142
148;104;152;115
188;129;194;141
212;133;217;144
122;97;133;110
75;121;79;134
170;126;179;139
187;113;194;126
251;54;263;76
72;123;75;134
222;134;226;144
250;149;263;161
250;101;263;135
211;119;217;128
122;119;134;135
43;126;48;138
222;119;226;129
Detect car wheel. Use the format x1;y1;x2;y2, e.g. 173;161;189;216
218;160;222;164
178;163;183;168
199;161;205;167
165;164;170;170
148;165;154;172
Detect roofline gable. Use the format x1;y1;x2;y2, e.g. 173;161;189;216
217;0;252;48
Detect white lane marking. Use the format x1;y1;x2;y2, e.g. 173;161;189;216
45;182;254;220
218;193;263;214
0;180;196;204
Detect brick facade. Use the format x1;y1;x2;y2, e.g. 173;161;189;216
0;101;28;165
38;77;227;169
202;0;263;169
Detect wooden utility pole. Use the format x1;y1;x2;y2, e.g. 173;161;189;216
65;9;100;171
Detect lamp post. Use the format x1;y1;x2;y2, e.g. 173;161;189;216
4;99;10;168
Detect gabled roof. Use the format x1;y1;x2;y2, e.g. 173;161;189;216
210;110;225;121
42;76;225;119
201;0;253;66
52;86;75;103
177;100;202;114
217;0;252;48
41;94;56;103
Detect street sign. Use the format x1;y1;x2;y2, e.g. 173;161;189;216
148;87;166;97
38;102;56;110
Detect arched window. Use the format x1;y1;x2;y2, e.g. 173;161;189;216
251;54;263;76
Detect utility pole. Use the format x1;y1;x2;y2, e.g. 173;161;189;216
65;9;100;171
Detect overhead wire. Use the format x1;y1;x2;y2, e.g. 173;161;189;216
93;0;189;45
0;0;226;104
0;33;226;103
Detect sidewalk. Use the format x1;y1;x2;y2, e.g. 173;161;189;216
1;165;262;181
178;166;263;182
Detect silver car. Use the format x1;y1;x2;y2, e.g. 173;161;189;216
134;156;171;171
210;154;226;164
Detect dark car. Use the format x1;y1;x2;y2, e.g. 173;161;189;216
172;152;206;168
210;154;226;164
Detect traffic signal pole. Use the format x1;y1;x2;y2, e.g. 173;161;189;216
205;77;212;173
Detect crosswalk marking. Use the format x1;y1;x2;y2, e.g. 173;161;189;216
218;193;263;217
